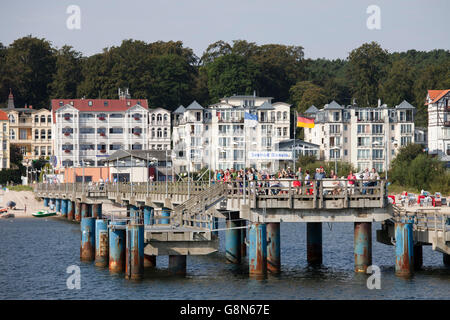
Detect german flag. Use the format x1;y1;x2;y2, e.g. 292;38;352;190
297;115;315;128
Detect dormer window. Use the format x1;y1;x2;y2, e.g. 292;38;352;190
104;101;108;107
88;101;93;106
70;101;74;105
59;101;63;106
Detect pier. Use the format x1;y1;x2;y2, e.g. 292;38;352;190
34;180;450;279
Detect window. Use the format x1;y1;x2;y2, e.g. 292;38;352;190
344;137;348;143
2;140;7;150
48;115;52;123
110;114;123;118
329;149;340;159
401;124;412;134
333;112;340;122
109;128;123;134
34;146;39;155
19;129;27;140
401;136;412;146
372;137;383;146
8;115;15;123
34;129;39;139
47;146;51;155
329;124;340;134
357;149;370;160
151;128;155;138
372;124;383;134
196;112;201;121
372;149;384;160
374;162;384;173
157;128;162;138
80;127;95;134
344;149;348;156
88;101;93;106
40;115;45;123
41;146;46;156
109;144;122;151
357;124;370;134
47;129;51;140
163;128;168;138
283;112;287;120
132;144;142;150
80;144;94;150
41;129;46;139
104;101;108;107
357;137;370;147
80;113;94;118
62;144;73;151
164;114;168;122
283;127;287;136
344;125;347;131
35;115;39;123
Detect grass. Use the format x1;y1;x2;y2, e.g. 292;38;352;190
387;183;420;195
7;185;33;192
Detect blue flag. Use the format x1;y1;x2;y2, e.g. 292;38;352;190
244;112;258;127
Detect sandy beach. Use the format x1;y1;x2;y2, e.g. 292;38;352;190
0;189;127;218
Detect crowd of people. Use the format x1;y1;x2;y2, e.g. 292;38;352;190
213;166;381;196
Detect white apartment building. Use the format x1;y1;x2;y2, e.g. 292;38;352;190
304;100;416;173
52;90;171;168
172;95;291;173
426;89;450;165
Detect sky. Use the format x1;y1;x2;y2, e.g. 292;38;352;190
0;0;449;59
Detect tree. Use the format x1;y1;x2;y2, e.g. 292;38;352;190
1;36;56;109
50;45;83;99
289;81;327;114
380;59;415;109
347;42;389;107
204;54;260;102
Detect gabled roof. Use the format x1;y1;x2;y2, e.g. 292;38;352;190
257;101;274;110
426;89;450;105
324;100;343;110
396;100;415;109
186;100;204;110
173;105;186;114
305;105;319;114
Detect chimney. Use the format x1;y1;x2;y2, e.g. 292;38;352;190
378;99;381;108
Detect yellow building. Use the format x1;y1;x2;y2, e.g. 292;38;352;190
5;90;52;161
0;110;10;169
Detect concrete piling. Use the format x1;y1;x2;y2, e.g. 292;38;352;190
395;221;414;277
143;206;156;267
307;222;323;265
241;220;247;257
61;199;68;217
109;220;126;273
267;222;280;273
354;222;372;273
55;199;61;213
75;201;81;222
444;254;450;267
128;205;139;223
81;203;88;219
161;207;170;225
249;223;267;277
225;212;241;264
168;255;187;276
80;217;96;261
413;244;423;270
92;203;102;219
95;219;109;267
125;223;145;280
143;206;154;225
67;200;74;220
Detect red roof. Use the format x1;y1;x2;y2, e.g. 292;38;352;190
426;90;450;105
0;110;8;121
51;99;148;112
51;99;149;123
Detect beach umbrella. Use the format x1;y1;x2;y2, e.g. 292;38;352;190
6;201;16;208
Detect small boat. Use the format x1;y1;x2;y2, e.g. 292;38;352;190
0;208;8;213
32;210;57;218
0;213;14;219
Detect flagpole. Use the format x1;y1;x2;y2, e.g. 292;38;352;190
293;111;297;173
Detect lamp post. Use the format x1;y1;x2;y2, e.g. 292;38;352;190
331;146;340;176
